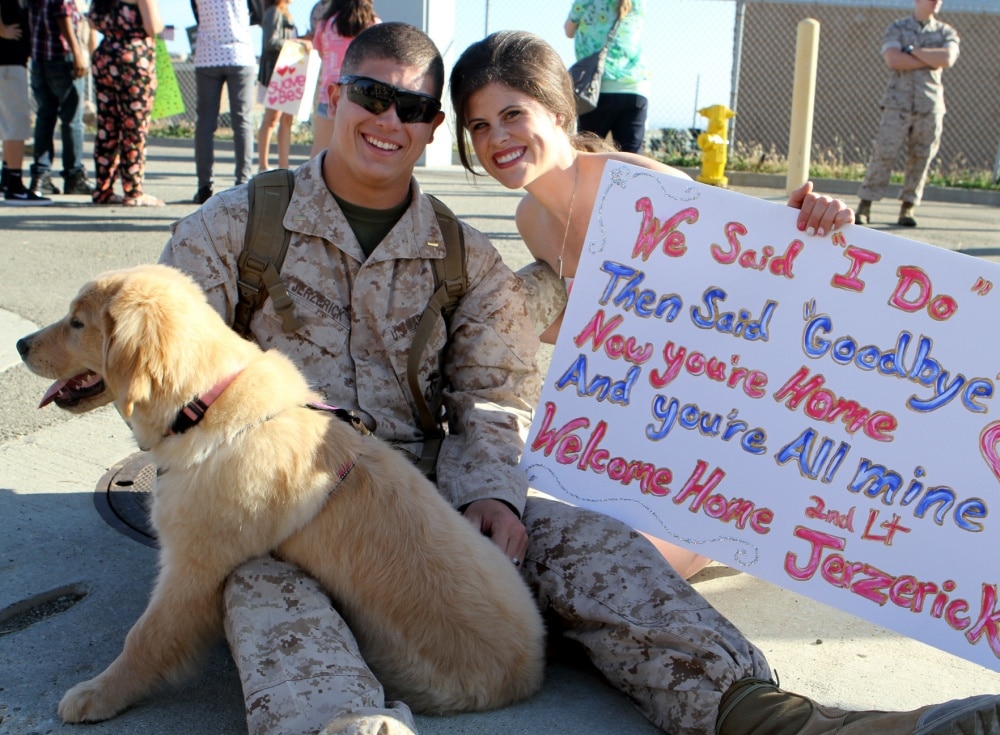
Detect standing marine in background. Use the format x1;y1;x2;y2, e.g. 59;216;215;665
855;0;959;228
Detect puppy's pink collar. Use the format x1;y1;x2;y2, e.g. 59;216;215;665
168;371;243;435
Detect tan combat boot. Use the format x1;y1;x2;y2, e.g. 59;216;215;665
855;199;872;225
716;678;1000;735
899;202;918;227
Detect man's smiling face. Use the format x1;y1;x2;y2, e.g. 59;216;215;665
322;57;445;208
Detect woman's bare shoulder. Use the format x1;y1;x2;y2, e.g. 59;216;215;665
515;194;556;264
514;192;541;226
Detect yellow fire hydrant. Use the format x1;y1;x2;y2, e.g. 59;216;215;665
696;104;736;188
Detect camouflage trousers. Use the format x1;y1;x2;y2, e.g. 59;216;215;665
224;556;418;735
225;493;771;735
857;107;945;206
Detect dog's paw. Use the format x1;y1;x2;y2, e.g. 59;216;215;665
58;678;123;723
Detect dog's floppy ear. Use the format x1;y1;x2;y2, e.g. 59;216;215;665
102;273;184;418
103;309;147;419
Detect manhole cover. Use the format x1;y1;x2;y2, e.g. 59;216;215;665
94;451;159;548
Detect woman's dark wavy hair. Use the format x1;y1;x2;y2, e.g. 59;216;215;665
321;0;377;40
449;31;609;175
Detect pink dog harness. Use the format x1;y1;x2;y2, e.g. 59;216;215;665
168;371;242;435
168;378;359;488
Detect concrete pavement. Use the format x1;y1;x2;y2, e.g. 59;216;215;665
1;138;999;735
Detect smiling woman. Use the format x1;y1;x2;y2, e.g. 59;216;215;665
449;29;856;580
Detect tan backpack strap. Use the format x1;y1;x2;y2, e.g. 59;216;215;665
234;169;302;337
428;195;468;315
407;195;467;480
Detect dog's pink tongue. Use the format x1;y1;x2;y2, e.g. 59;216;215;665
39;379;71;408
38;371;102;408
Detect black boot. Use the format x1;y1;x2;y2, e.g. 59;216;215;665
716;678;1000;735
63;169;94;196
29;172;60;196
193;185;214;204
855;199;872;225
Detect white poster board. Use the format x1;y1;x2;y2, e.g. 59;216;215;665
521;162;1000;672
264;42;321;121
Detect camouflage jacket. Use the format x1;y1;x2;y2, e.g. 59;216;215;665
160;155;542;514
879;15;959;114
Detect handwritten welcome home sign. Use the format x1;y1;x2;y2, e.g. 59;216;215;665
521;162;1000;672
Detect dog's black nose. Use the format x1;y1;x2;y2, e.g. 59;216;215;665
16;337;30;357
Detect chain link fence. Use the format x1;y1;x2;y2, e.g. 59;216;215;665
157;0;999;178
471;0;998;178
732;0;999;180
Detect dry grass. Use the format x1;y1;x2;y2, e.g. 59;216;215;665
649;131;999;191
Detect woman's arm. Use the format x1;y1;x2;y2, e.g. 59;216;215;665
138;0;164;38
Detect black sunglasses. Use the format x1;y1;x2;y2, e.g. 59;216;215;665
338;75;442;124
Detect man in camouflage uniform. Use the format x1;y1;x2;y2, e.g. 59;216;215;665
160;21;1000;735
856;0;959;228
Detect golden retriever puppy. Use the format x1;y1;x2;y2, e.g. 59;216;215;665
17;264;545;723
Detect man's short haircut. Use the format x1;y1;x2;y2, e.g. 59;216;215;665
342;22;445;101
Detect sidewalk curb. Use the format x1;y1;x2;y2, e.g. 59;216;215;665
144;137;1000;207
0;309;37;372
676;166;1000;207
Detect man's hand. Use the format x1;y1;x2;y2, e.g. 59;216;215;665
57;16;87;78
463;499;528;568
0;22;23;41
788;181;854;237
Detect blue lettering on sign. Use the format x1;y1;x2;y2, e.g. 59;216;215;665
599;261;683;321
555;354;640;406
801;315;994;414
691;287;776;341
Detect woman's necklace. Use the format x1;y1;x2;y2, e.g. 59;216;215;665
557;161;580;280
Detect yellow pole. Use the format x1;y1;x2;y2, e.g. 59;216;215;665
786;18;820;196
